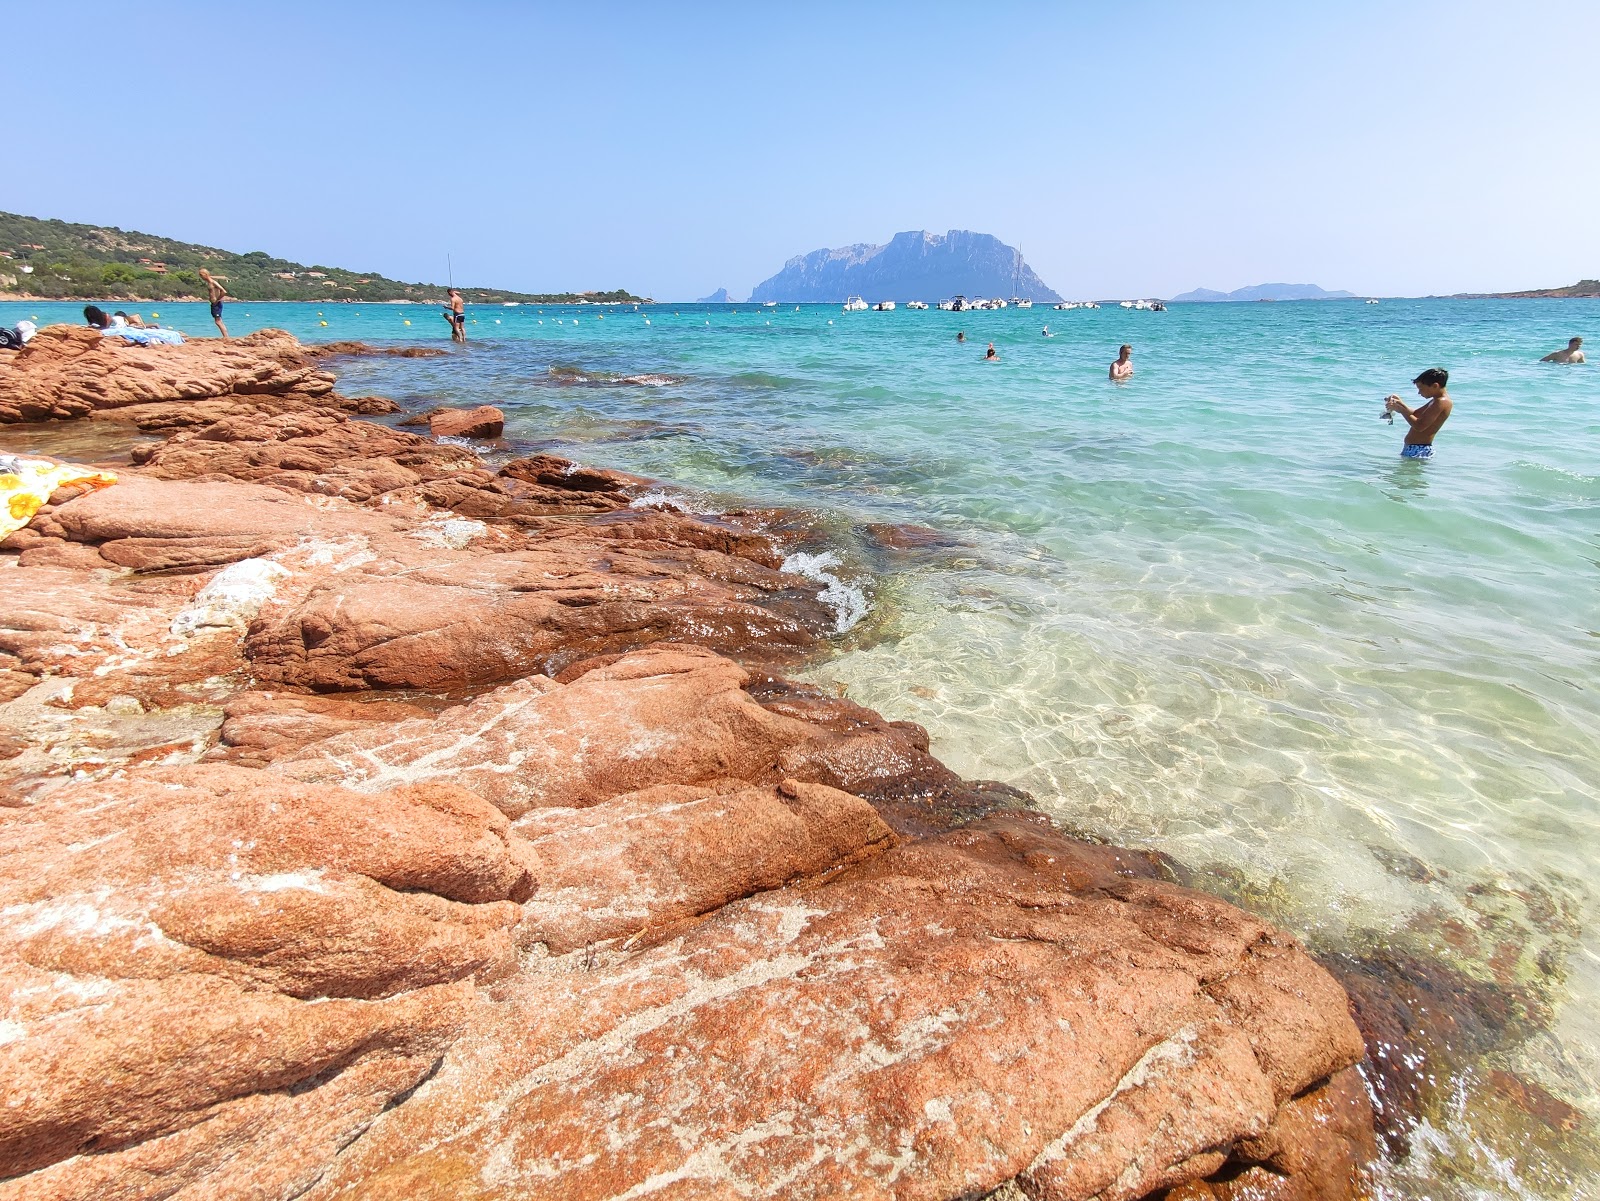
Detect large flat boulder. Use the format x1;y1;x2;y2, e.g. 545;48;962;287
0;326;336;423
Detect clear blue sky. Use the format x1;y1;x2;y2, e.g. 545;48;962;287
8;1;1596;300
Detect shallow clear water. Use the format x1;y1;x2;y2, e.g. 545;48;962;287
7;296;1599;1193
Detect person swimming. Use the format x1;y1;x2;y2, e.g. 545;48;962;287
1541;336;1585;364
985;342;999;361
1042;325;1052;337
956;331;966;342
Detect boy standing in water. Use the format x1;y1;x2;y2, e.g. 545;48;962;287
1386;367;1452;459
199;269;228;339
1110;344;1133;379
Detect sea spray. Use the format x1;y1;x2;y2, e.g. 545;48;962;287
781;550;869;634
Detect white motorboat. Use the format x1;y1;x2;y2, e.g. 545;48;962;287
763;301;777;307
949;295;970;312
842;295;869;312
873;301;896;311
1366;298;1380;304
1011;298;1033;309
906;300;929;310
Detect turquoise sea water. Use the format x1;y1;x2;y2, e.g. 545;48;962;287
7;296;1599;1195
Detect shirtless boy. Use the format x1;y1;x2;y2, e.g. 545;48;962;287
1385;367;1452;459
1110;344;1133;380
199;269;228;339
1541;337;1585;364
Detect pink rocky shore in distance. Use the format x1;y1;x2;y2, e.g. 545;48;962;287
0;328;1374;1200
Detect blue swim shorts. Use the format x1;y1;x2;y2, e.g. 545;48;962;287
1401;444;1434;460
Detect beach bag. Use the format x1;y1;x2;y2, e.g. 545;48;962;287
0;326;22;350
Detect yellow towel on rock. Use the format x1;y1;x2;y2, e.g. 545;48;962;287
0;458;119;539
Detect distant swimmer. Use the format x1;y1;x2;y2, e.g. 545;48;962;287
444;288;467;343
199;269;229;339
1541;336;1585;364
956;331;966;342
1385;367;1452;459
1110;344;1133;380
985;342;999;362
1042;325;1052;337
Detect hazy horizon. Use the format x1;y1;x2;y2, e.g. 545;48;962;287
7;1;1596;302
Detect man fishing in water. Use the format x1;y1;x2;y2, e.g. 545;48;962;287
443;288;467;343
1385;367;1452;459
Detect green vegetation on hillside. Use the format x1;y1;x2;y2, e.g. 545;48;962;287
0;212;645;304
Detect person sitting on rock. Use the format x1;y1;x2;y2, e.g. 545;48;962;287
1541;336;1585;364
113;311;148;328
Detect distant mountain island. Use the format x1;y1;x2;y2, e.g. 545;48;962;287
1452;279;1600;299
0;211;645;305
1168;283;1357;303
749;231;1061;303
697;287;738;303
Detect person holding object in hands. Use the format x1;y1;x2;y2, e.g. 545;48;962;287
1386;367;1452;459
443;288;467;343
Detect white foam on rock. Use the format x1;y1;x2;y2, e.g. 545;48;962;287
629;491;689;513
170;558;291;637
781;550;868;634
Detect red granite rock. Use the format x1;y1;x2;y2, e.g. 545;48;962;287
272;645;817;811
429;405;505;439
244;541;830;691
299;813;1365;1201
207;690;436;767
515;778;897;953
0;764;535;1186
0;326;336;423
0;330;1378;1200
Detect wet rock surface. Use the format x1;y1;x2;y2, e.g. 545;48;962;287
429;405;505;439
0;329;1374;1200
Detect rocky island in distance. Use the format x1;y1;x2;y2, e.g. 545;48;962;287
748;230;1062;303
1167;283;1358;303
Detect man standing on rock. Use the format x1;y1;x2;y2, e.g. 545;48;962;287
444;288;467;344
199;269;229;340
